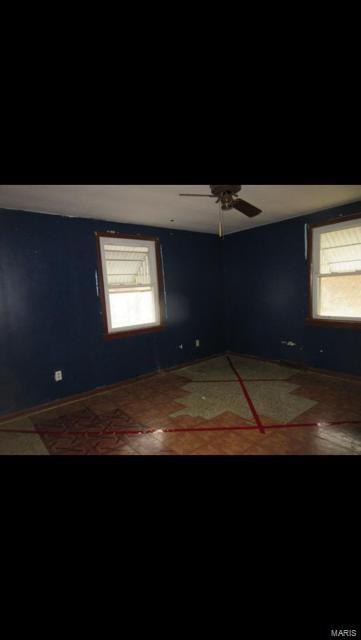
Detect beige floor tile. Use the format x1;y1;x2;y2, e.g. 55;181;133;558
231;355;300;380
170;381;253;421
0;418;49;455
244;381;317;423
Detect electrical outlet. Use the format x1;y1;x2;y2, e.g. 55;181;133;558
54;370;63;382
195;339;200;347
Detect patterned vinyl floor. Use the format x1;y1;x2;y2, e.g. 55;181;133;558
1;355;361;455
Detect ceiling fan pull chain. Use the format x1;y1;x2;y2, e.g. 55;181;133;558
218;201;224;238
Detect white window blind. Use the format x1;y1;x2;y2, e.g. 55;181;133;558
98;236;162;333
312;219;361;320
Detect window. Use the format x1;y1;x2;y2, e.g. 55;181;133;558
309;215;361;325
96;232;165;338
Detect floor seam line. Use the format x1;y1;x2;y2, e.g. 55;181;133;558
226;355;265;434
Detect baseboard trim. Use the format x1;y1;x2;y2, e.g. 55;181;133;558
0;351;225;425
227;350;361;383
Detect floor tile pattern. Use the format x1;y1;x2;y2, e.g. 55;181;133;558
1;355;361;455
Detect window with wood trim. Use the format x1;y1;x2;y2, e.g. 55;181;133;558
96;232;165;338
309;215;361;325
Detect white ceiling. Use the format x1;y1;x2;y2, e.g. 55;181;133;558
0;185;361;235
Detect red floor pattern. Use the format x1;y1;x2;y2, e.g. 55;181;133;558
2;355;361;455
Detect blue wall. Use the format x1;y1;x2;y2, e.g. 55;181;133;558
222;200;361;376
2;199;361;418
0;209;224;416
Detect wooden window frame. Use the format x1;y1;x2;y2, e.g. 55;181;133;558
95;231;166;340
306;212;361;329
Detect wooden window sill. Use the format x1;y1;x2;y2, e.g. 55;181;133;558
305;317;361;329
104;324;165;340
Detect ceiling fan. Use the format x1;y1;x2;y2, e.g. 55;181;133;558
179;185;262;237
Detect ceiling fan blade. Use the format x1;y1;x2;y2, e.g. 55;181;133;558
179;193;217;197
232;198;262;217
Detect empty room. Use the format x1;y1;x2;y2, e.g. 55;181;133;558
1;184;361;455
